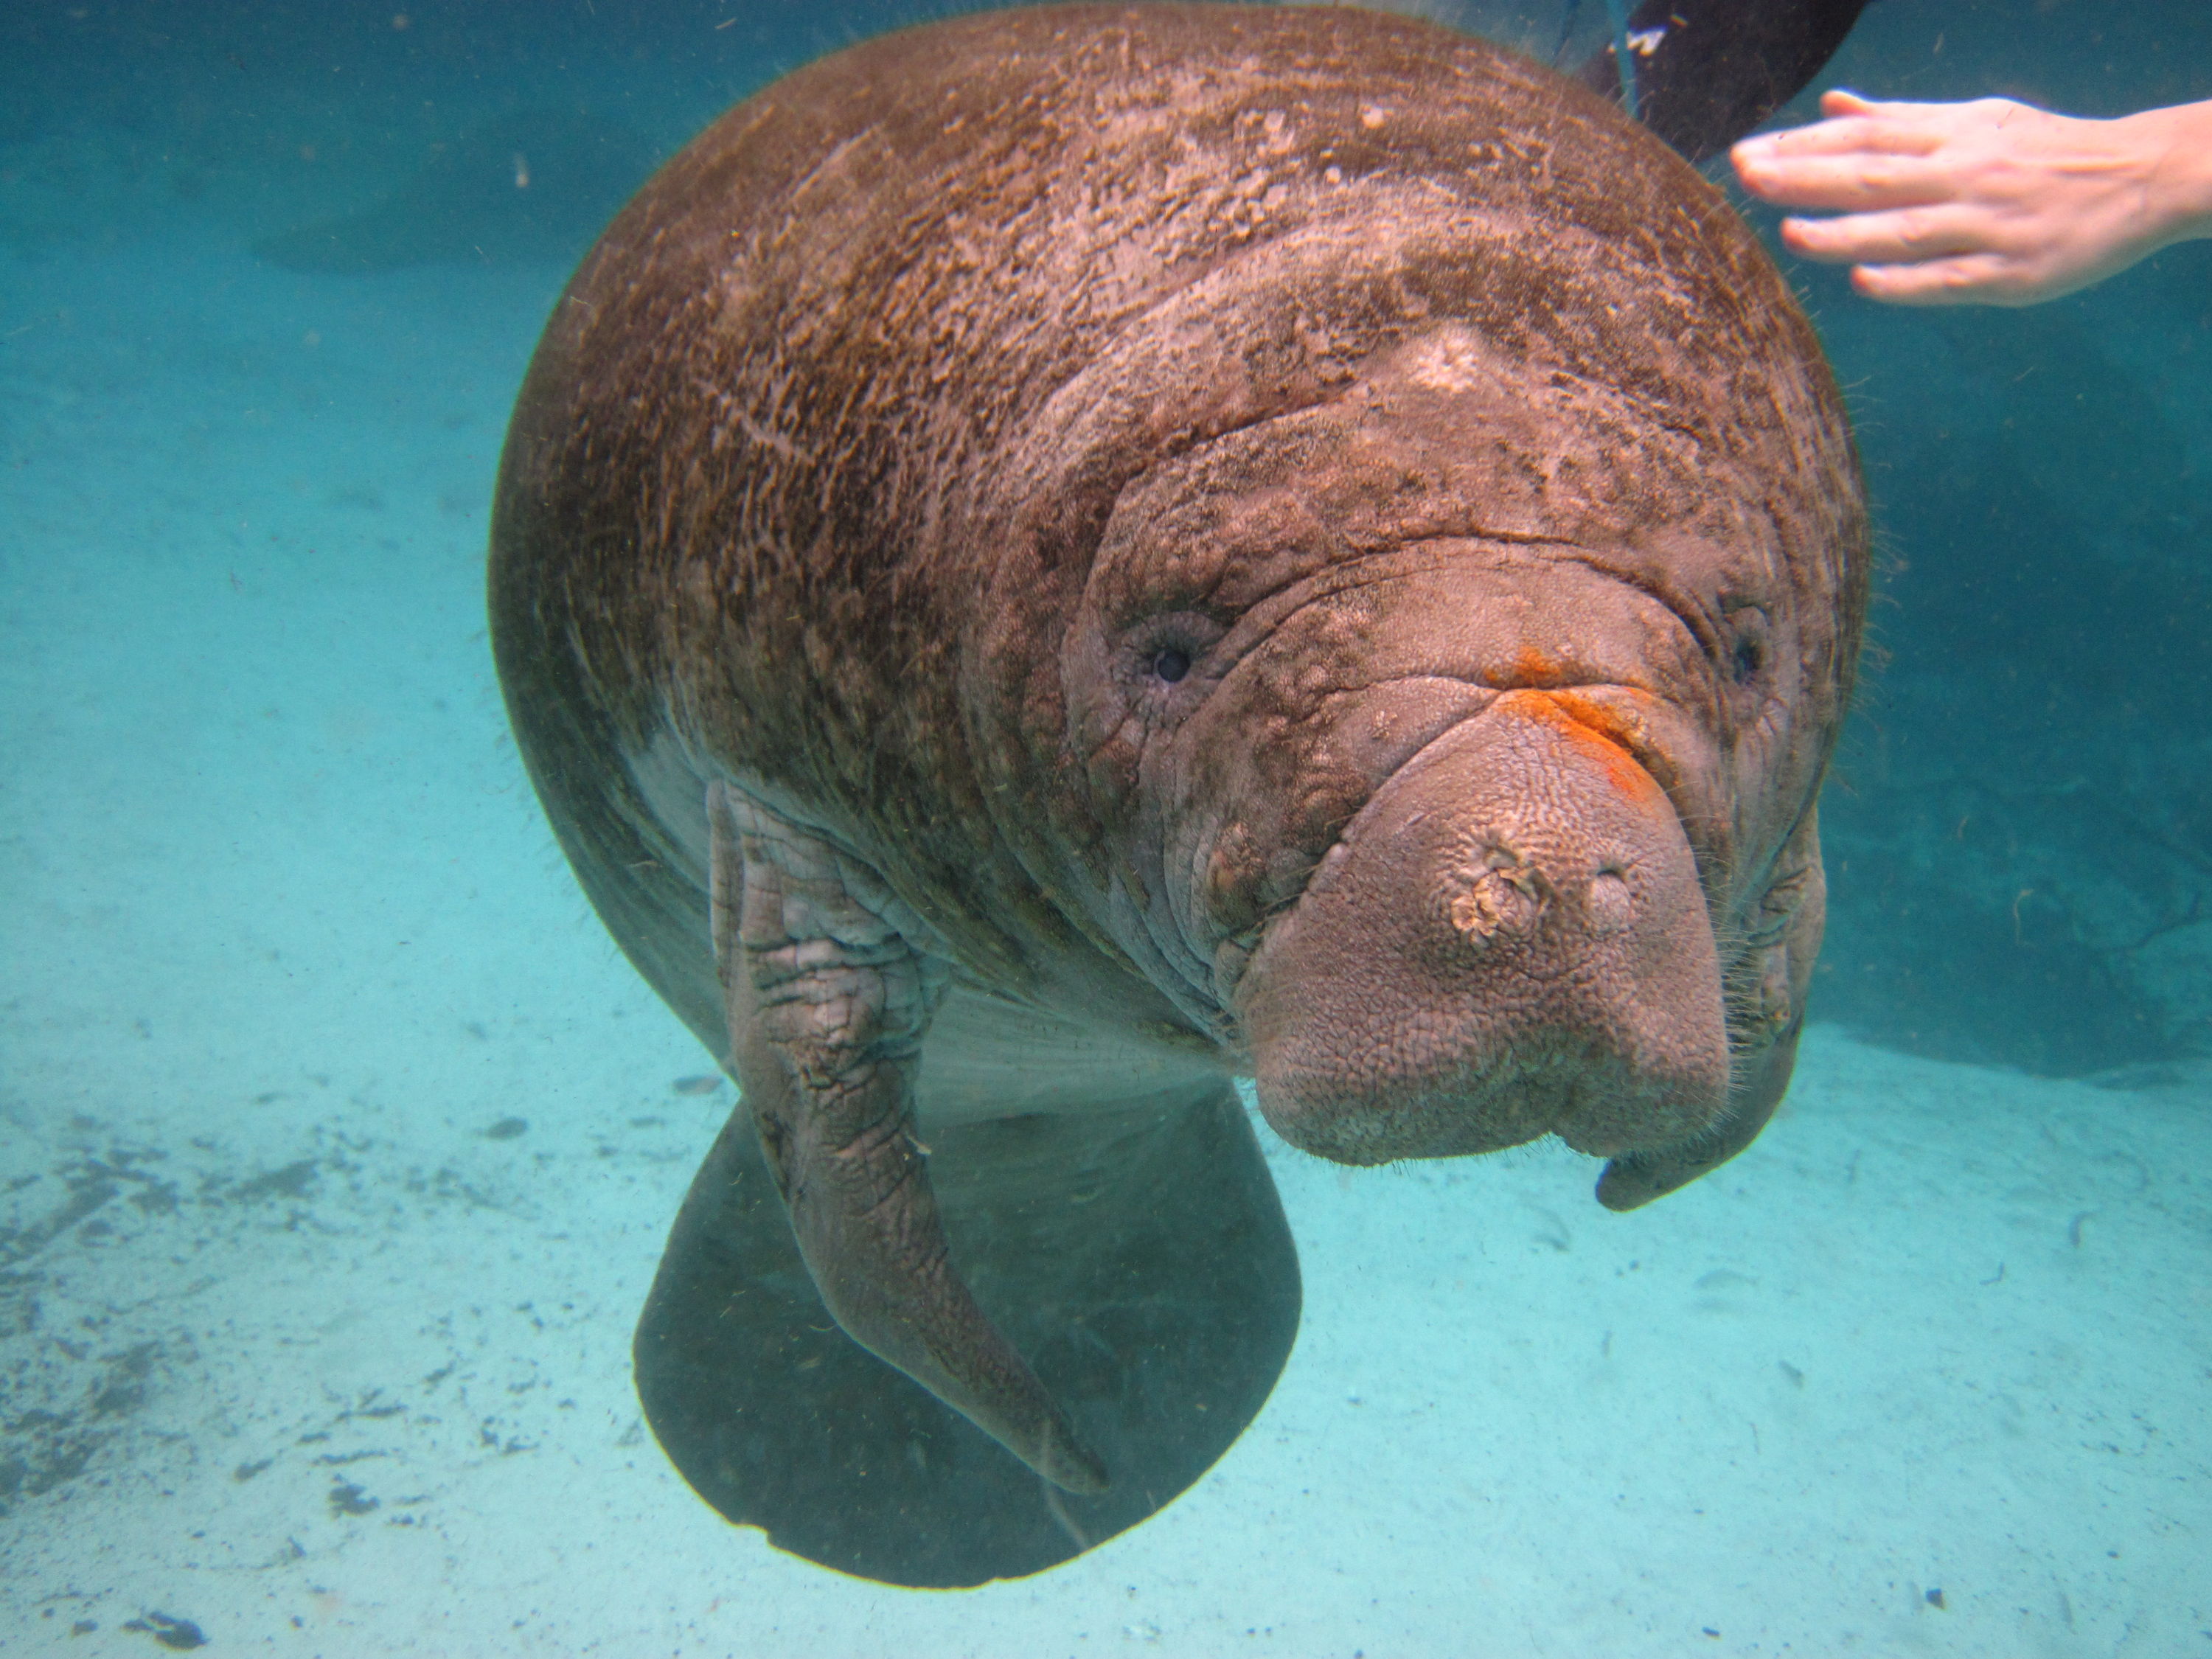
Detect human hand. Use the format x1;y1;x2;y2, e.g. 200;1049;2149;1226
1730;88;2212;306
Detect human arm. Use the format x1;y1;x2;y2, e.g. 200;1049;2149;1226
1728;88;2212;305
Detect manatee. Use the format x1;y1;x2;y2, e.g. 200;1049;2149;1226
487;2;1866;1587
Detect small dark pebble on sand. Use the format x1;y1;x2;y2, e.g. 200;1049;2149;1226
122;1613;207;1649
329;1478;380;1516
484;1116;529;1139
672;1075;723;1095
1925;1587;1946;1609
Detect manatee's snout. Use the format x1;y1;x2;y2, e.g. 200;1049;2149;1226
1238;690;1729;1164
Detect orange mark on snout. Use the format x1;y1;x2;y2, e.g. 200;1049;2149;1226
1510;644;1563;686
1492;688;1669;810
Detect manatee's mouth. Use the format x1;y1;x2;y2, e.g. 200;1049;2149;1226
1231;689;1732;1165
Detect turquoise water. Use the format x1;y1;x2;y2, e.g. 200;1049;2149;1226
4;2;2206;1652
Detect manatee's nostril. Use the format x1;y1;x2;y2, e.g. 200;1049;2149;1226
1585;869;1632;937
1447;843;1546;950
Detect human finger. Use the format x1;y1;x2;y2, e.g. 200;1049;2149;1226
1733;114;1943;163
1778;204;1989;265
1850;252;2018;305
1733;147;1954;212
1814;88;1993;125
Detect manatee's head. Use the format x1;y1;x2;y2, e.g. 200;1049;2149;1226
937;27;1865;1205
1012;225;1862;1207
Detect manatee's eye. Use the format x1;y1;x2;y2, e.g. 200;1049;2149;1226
1722;603;1770;684
1120;609;1222;700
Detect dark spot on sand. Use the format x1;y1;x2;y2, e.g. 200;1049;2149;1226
329;1477;380;1517
232;1159;317;1201
121;1612;207;1649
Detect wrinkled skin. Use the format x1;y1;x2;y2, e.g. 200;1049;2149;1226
488;3;1865;1584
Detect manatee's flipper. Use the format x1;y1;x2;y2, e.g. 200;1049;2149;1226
634;1074;1301;1586
701;782;1106;1493
1576;0;1872;163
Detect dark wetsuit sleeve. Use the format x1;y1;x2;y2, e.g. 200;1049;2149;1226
1577;0;1873;163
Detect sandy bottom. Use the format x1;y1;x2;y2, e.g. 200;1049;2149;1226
4;224;2207;1659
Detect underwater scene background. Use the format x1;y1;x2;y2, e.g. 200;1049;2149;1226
3;0;2206;1652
